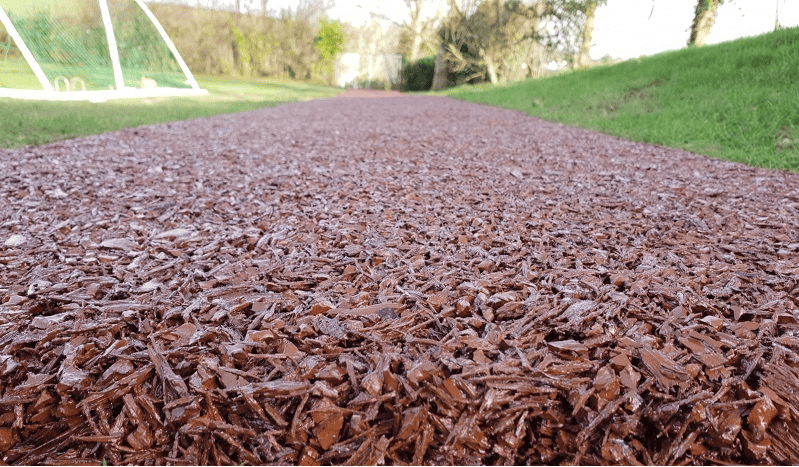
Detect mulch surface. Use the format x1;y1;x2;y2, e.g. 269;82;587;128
1;91;799;465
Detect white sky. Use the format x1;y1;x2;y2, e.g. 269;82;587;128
590;0;799;59
152;0;799;60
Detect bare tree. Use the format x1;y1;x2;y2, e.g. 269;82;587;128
292;0;332;23
436;0;608;86
442;0;549;84
368;0;443;60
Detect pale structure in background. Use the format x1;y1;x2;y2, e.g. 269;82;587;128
334;52;401;88
336;53;362;86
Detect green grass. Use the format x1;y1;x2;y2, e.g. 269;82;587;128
447;27;799;172
0;61;41;89
0;74;342;148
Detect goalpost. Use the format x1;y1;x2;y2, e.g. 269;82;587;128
0;0;207;102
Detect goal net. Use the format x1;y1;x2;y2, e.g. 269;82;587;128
0;0;206;101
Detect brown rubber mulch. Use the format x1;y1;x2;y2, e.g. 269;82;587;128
1;91;799;465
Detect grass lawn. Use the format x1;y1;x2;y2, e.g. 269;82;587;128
0;75;342;148
448;27;799;172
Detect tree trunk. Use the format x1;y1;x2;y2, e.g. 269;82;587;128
688;0;720;46
527;1;547;76
431;44;448;90
410;27;423;61
484;53;498;84
575;1;597;68
408;0;424;61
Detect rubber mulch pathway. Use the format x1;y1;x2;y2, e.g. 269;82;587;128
1;91;798;465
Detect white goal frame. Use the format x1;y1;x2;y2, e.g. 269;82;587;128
0;0;207;102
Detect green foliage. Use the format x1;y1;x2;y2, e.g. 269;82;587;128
555;0;608;15
2;3;190;89
0;75;342;148
1;32;14;61
314;19;344;60
7;11;108;68
401;56;435;91
312;19;344;84
229;21;252;76
3;2;341;85
112;2;180;74
448;27;799;172
148;3;323;81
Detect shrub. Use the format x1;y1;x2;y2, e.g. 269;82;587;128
351;78;389;90
401;56;435;92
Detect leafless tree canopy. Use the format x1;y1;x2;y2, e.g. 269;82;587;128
438;0;603;84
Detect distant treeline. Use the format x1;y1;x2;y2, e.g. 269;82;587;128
0;1;337;82
149;3;331;81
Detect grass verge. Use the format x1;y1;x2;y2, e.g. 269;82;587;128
447;27;799;172
0;75;342;148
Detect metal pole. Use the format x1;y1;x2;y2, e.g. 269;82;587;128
133;0;202;90
99;0;126;90
0;7;55;92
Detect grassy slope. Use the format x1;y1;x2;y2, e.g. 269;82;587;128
448;27;799;172
0;75;342;148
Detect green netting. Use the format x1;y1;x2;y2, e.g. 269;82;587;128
0;0;190;91
108;0;189;89
0;20;40;89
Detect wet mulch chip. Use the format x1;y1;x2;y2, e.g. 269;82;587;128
1;93;799;465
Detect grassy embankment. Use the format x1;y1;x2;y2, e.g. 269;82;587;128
0;75;342;148
448;27;799;172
